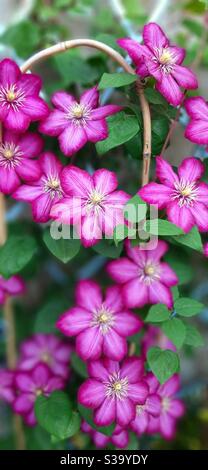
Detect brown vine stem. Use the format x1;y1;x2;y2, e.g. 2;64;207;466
0;124;25;450
21;39;152;186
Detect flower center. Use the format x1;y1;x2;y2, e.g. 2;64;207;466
44;176;63;199
171;179;198;207
0;84;25;111
0;142;23;168
153;47;175;74
86;190;104;213
105;372;128;400
35;388;43;397
140;262;160;285
92;304;114;334
159;49;173;65
41;351;52;364
162;397;170;412
67;102;92;126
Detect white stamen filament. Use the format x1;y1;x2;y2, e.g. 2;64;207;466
66;102;92;127
0;142;23;168
91;304;114;334
171;179;198;207
43;176;63;199
139;262;161;285
105;372;128;400
153;47;176;74
0;84;25;111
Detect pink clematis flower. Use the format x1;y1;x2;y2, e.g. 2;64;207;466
185;96;208;145
0;130;43;194
13;363;65;426
78;357;148;428
139;156;208;233
18;334;72;380
107;239;178;309
130;372;161;436
81;421;129;449
0;274;25;305
13;152;65;223
0;369;15;404
51;166;130;247
0;58;49;132
57;280;142;361
117;22;197;106
147;374;185;440
141;325;176;358
39;86;122;157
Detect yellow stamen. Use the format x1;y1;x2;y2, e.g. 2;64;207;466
6;90;16;102
144;264;155;276
4;149;14;159
160;50;172;65
72;104;84;119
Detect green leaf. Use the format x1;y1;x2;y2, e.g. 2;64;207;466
0;235;37;278
43;228;80;263
34;298;69;334
78;405;114;436
92;239;123;258
51;412;81;443
0;20;41;58
172;226;203;252
161;318;187;349
152;116;169;155
124;194;147;223
146;304;170;323
147;347;180;384
71;353;88;378
54;52;99;86
113;224;135;245
144;88;168;105
145;219;184;236
164;252;194;285
184;324;204;347
96;112;139;154
174;298;204;317
172;286;180;302
98;72;137;90
35;391;79;441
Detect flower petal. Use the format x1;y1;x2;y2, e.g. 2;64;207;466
59;124;87;157
13;184;42;202
120;357;144;382
17;158;41;182
19;132;43;158
146;394;161;416
32;193;53;223
23;96;49;120
39;110;67;136
51;91;76;111
159;262;178;287
107;258;138;283
103;329;127;360
156;156;178;187
166;201;195;233
143;22;169;50
190;202;208;232
168;399;185;418
76;327;102;360
80;86;99;108
185;96;208;120
104;285;123;312
171;65;198;90
39;151;62;176
94;397;116;426
81;213;102;247
113;312;143;336
13;394;33;414
178;157;205;182
57;308;92;336
160;413;176;440
116;398;135;427
0;58;20;86
148;281;173;308
159;374;180;397
122;278;149;308
156;74;183;107
117;38;151;64
169;46;186;65
185;120;208;145
93;168;118;195
139;182;172;208
78;379;105;408
17;74;42;96
0;167;20;194
85;119;108;142
61;165;93;197
128;382;149;403
76;280;102;310
91;105;122;120
4;109;30;133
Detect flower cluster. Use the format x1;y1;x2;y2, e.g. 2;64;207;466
0;334;72;426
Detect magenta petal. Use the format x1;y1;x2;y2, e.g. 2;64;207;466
40;151;62;176
117;38;151;64
103;329;127;360
76;327;102;360
112;428;129;449
93;431;109;448
19;132;43;158
197;182;208;203
13;184;42;202
76;280;102;310
116;397;135;427
59;124;87;157
121;357;144;382
81;213;102;247
156;74;183;106
185;96;208;120
0;167;20;194
136;62;149;78
122;278;149;308
143;22;169;50
17;158;41;182
94;397;116;427
91;105;122;120
160;262;178;287
0;289;6;304
185;120;208;145
50;197;82;225
166;201;194;233
78;379;105;408
23;96;49;120
172;65;198;89
139;182;171;208
148;281;173;308
93;168;118;195
32;364;50;387
80;86;99;108
113;312;143;336
156;156;178;187
178;157;205;182
13;394;33;414
131;410;148;435
57;308;91;336
88;360;109;381
159;374;180;397
104;285;123;312
168;399;185;418
190;202;208;232
146;394;161;416
39;110;67;136
17;73;42;96
61;165;93;197
147;240;168;262
4;109;30;132
85;119;108;143
32;193;53;223
24;410;36;427
125;240;147;266
51;91;76;111
169;46;186;65
3;275;25;295
15;373;34;392
107;258;138;283
0;58;20;86
160;413;176;440
128;382;149;403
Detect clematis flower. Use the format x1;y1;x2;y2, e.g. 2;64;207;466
18;334;72;380
81;421;129;449
13;364;65;426
0;130;43;194
0;274;25;305
184;96;208;145
0;58;49;132
57;280;142;361
141;325;176;358
147;374;185;440
0;369;15;404
130;372;161;436
107;239;178;309
139;156;208;233
51;166;130;247
78;357;148;427
13;152;65;223
39;86;122;157
117;22;197;106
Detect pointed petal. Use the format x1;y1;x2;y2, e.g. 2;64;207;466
0;58;20;86
169;46;186;65
120;357;144;382
4;109;30;132
51;91;76;111
17;158;41;182
146;394;161;416
148;281;173;308
76;327;102;360
156;156;178;187
159;374;180;397
113;312;143;336
19;132;43;158
185;120;208;145
166;201;195;233
88;360;109;381
160;413;176;439
139;182;171;208
116;398;135;427
185;96;208;120
76;280;102;310
103;329;127;360
13;184;42;202
91;105;122;120
32;193;53;223
0;167;20;194
80;86;99;108
122;278;149;308
117;38;151;64
178;157;205;182
147;239;169;262
23;96;49;120
61;165;93;197
156;74;183;106
107;258;138;283
190;202;208;232
159;262;178;287
81;213;102;247
168;399;185;418
128;382;149;403
85;119;108;142
104;285;123;312
143;22;169;50
13;394;33;414
78;379;105;408
39;110;67;136
59;124;87;157
93;168;118;195
94;397;116;426
171;65;198;89
17;73;42;96
39;151;62;176
57;308;91;336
